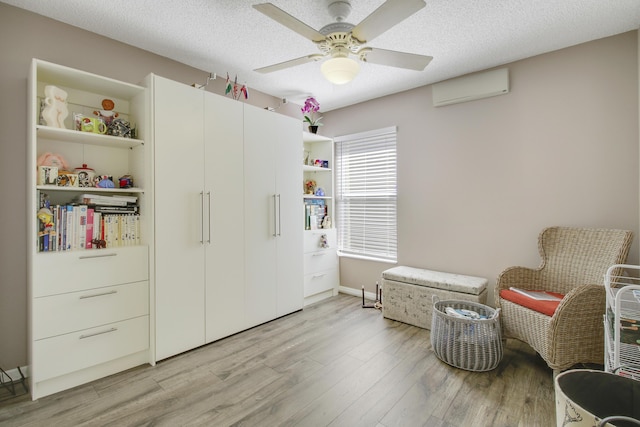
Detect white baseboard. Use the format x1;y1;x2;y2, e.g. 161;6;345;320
339;285;377;301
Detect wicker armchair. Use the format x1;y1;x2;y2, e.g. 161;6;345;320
495;226;633;371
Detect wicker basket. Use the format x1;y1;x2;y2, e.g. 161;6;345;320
431;297;503;372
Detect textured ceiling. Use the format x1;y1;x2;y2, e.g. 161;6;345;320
4;0;640;111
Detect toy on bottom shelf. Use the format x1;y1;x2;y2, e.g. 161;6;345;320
37;207;55;252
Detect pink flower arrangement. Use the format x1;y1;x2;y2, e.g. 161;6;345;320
301;97;323;126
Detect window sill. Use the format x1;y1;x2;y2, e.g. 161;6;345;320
337;251;397;264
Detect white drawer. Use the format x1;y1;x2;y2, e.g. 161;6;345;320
33;315;149;382
33;281;149;340
304;268;339;297
304;228;336;253
304;249;338;275
33;246;148;297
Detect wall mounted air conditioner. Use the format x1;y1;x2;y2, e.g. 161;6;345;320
432;68;509;107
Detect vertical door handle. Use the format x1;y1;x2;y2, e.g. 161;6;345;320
207;191;212;244
272;194;278;237
277;194;282;236
200;191;205;244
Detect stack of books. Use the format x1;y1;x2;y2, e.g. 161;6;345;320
304;199;327;230
37;193;141;252
78;193;139;214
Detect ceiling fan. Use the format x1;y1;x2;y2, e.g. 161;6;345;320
252;0;432;84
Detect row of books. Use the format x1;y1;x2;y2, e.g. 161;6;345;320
38;204;141;252
305;199;327;230
77;193;138;207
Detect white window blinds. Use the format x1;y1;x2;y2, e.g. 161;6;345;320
335;126;397;262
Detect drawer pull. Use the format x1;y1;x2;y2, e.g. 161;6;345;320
312;274;327;279
312;252;327;257
79;290;118;299
79;327;118;339
78;253;117;260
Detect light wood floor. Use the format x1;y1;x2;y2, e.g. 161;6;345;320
0;294;557;426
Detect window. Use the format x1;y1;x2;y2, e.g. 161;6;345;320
335;126;397;262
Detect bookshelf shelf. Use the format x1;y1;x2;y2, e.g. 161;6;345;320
303;195;332;200
303;165;331;173
36;125;144;149
36;185;144;194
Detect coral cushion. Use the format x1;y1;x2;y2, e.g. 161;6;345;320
499;289;565;316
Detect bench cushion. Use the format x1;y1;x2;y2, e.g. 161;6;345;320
382;266;487;296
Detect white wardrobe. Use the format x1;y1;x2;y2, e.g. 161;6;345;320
149;75;303;361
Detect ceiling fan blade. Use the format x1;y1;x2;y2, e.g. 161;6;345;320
351;0;426;43
254;54;325;74
359;47;432;71
253;3;326;43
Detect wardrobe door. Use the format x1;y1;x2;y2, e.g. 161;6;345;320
274;113;304;316
153;75;206;360
243;105;278;327
204;92;246;342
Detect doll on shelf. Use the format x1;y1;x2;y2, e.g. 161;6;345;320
93;99;119;127
305;179;316;195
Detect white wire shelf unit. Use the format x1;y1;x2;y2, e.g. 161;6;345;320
604;264;640;380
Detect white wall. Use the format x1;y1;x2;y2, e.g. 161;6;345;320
322;32;639;303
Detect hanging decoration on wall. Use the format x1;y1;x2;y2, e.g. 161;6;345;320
225;73;248;100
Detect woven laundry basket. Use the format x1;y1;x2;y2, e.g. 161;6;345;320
430;297;503;372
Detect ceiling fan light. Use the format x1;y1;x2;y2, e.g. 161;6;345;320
321;57;360;84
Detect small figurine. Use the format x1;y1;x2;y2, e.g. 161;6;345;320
315;187;325;197
95;175;115;188
41;85;69;128
97;178;115;188
119;174;134;188
37;207;53;228
319;233;329;248
305;179;316;195
93;99;119;127
37;152;69;171
321;215;332;229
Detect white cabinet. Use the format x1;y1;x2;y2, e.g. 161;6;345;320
302;132;339;305
304;229;339;304
151;76;301;361
151;75;246;360
244;105;303;326
27;59;150;400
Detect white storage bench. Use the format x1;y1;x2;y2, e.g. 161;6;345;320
381;266;488;330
